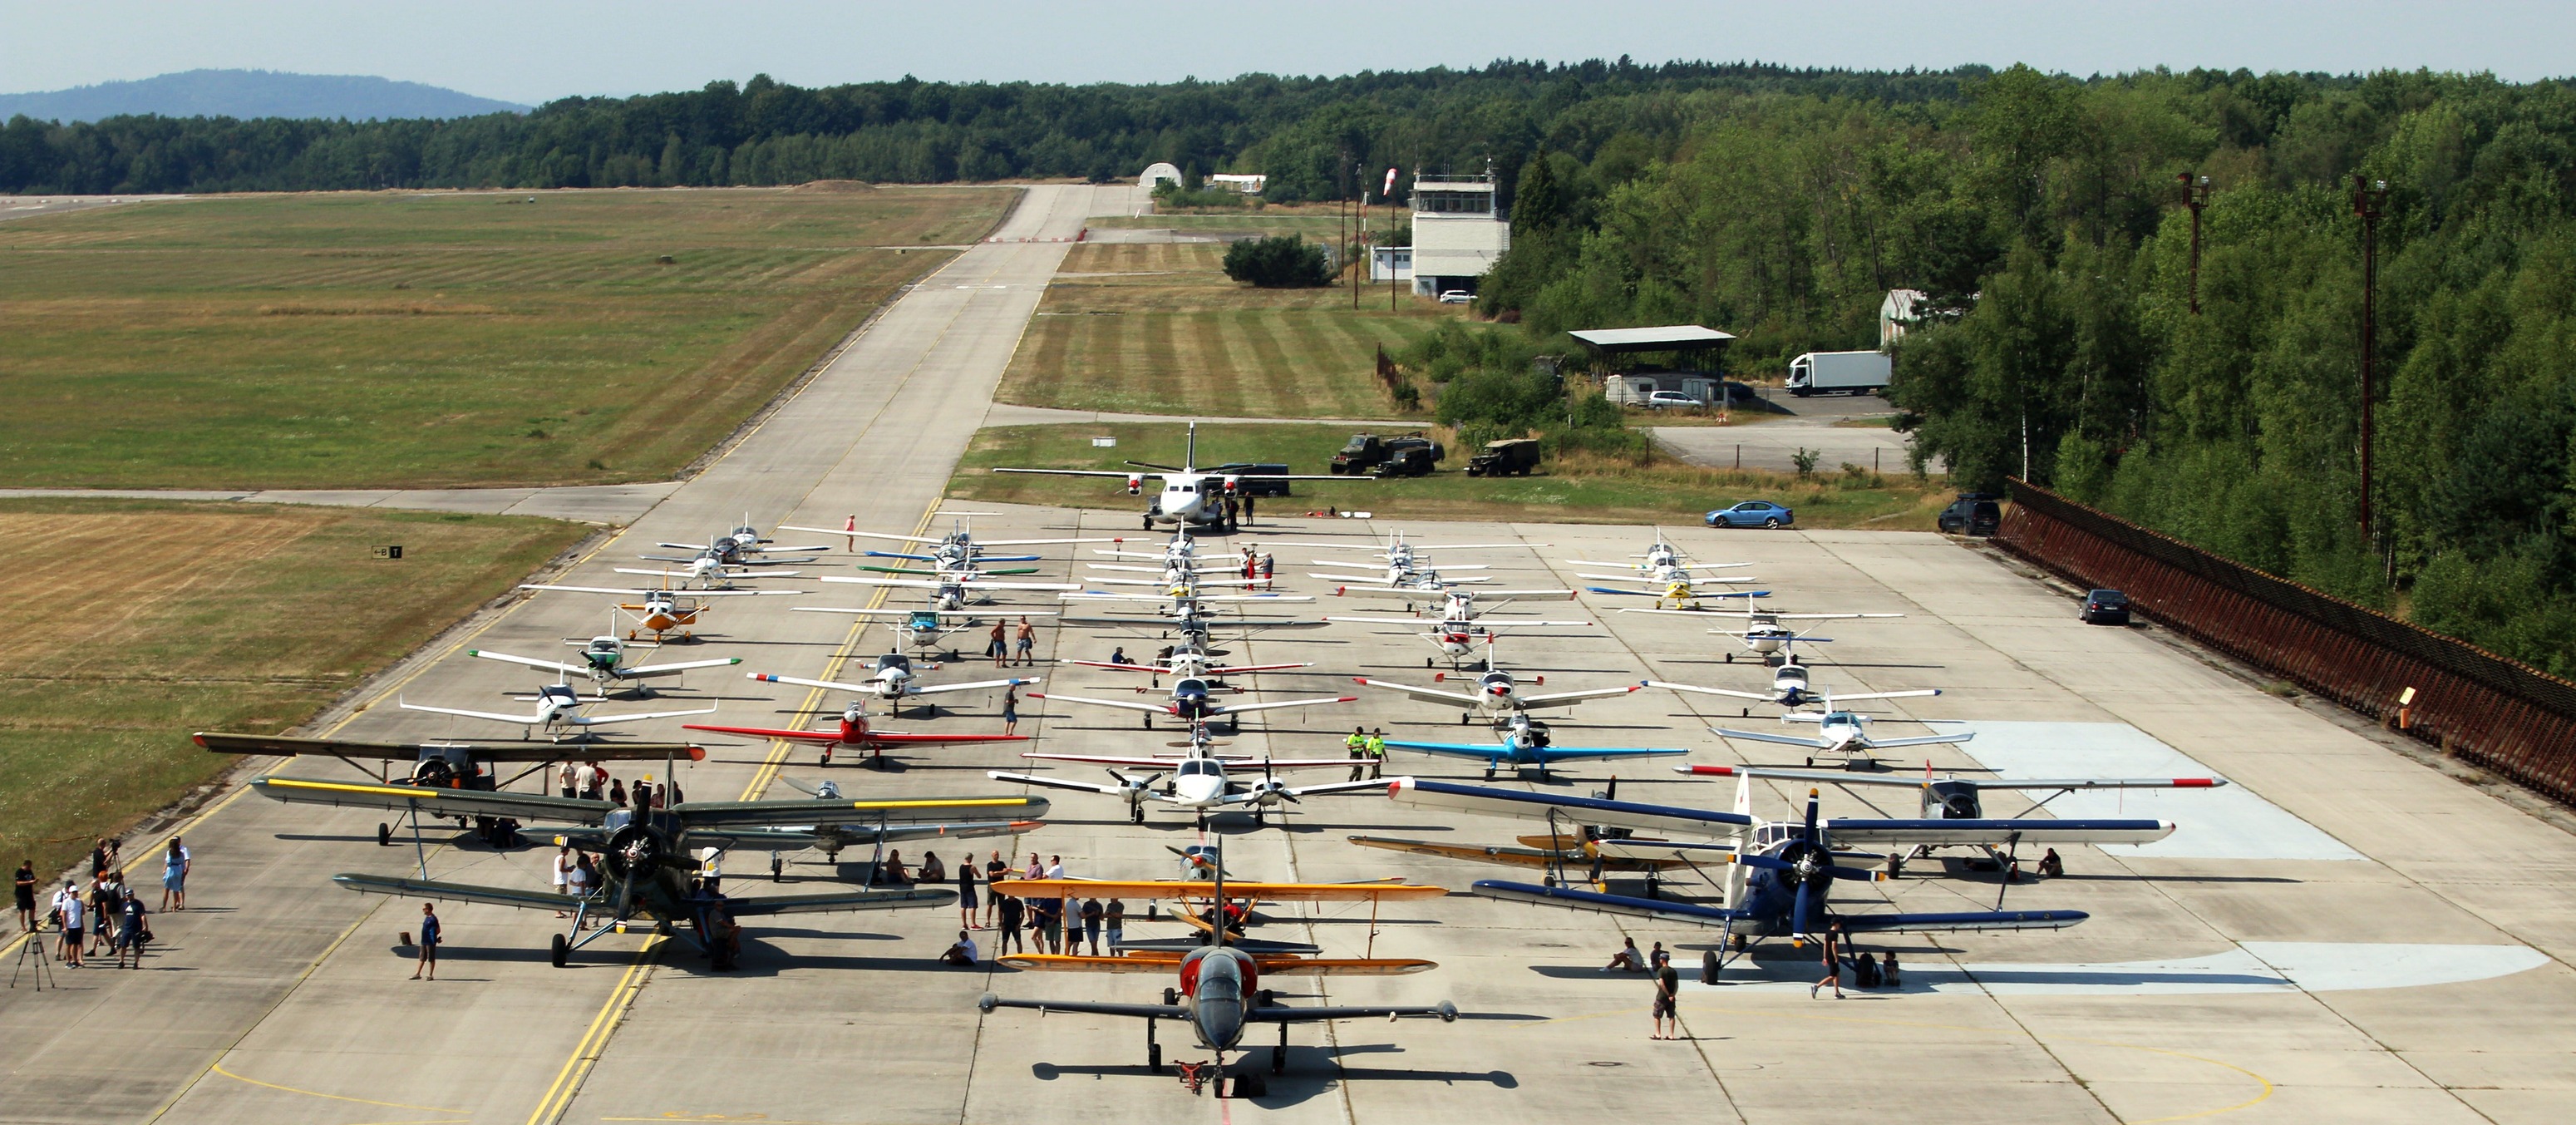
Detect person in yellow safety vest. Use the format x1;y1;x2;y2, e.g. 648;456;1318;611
1365;728;1389;780
1345;726;1369;782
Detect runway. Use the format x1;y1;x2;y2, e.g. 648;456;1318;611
5;181;2575;1124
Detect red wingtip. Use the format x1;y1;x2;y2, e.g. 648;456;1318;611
1682;764;1740;776
2173;777;2218;787
684;746;708;761
190;733;210;748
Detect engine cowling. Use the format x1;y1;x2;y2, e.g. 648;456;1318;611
1125;474;1144;495
1221;476;1239;494
602;823;662;882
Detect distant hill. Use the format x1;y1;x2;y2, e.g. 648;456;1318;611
0;69;527;123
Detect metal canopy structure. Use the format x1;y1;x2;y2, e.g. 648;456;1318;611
1568;325;1736;377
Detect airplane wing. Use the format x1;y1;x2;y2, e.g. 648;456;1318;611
991;879;1446;903
976;535;1122;546
904;675;1041;697
984;771;1140;797
674;793;1049;830
1380;739;1508;762
1834;910;2091;934
1862;732;1977;749
716;886;958;915
193;733;705;763
1214;694;1358;717
625;656;743;676
465;649;588;678
1533;744;1690;763
1517;684;1644;708
1024;692;1168;716
779;525;935;544
1017;752;1354;771
1473;880;1751;925
397;699;545;725
568;704;718;727
1711;727;1832;749
1310;572;1493;584
678;723;1030;748
991;468;1165;479
520;584;800;598
330;873;585;911
1211;661;1318;674
1474;880;2085;933
1350;678;1481;707
1823;817;2176;846
1275;777;1401;799
1675;764;2230;792
1347;836;1692;872
254;777;615;823
1323;615;1453;625
1822;688;1943;703
1643;679;1771;702
1251;1001;1460;1024
747;672;878;693
979;996;1188;1021
1387;777;1753;838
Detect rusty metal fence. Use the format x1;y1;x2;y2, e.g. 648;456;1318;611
1993;480;2576;807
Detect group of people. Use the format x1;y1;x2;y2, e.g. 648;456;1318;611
988;617;1040;668
1236;545;1274;590
1343;727;1389;781
1810;920;1902;999
1602;938;1687;1039
938;851;1125;968
553;760;677;808
14;836;187;970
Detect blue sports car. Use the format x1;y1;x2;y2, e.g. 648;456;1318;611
1705;501;1795;529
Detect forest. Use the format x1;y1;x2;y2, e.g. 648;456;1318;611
7;59;2575;672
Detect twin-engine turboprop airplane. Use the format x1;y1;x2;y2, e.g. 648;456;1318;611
400;683;716;742
743;654;1035;720
1031;674;1353;732
518;583;803;642
467;633;740;699
251;777;1044;966
978;859;1456;1097
1382;712;1687;780
989;726;1383;826
1353;646;1642;726
685;698;1029;767
991;422;1363;532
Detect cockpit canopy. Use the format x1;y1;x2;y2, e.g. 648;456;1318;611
1177;758;1220;777
875;653;914;674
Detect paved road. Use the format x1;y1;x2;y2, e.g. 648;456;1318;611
0;195;180;223
0;484;683;524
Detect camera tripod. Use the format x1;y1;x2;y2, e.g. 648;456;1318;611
10;930;59;990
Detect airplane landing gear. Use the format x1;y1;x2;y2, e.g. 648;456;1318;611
771;852;784;881
550;932;569;968
376;822;392;846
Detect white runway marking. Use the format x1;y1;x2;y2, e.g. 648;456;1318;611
1687;942;2549;996
1926;720;2365;861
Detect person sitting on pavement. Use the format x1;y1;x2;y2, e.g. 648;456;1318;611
1603;936;1645;972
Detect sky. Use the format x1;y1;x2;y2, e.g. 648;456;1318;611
4;1;2570;104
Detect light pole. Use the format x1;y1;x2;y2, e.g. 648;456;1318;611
2352;175;2388;540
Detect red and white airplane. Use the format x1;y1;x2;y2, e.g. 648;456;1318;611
684;700;1027;767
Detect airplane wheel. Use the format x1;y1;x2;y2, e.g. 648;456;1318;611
1804;757;1815;767
1142;716;1153;729
1482;769;1495;781
550;932;569;968
376;822;392;847
1149;1044;1162;1073
1271;1046;1287;1074
1460;713;1470;725
1130;805;1145;824
1164;987;1180;1005
771;854;784;881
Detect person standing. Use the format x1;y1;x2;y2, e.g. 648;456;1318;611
582;762;606;801
557;760;578;799
608;778;628;808
1346;726;1368;782
1259;552;1274;585
113;890;148;970
160;836;190;911
1013;618;1037;667
1104;897;1125;954
997;892;1024;955
412;902;441;980
89;876;119;956
91;839;110;880
1811;920;1845;999
1024;853;1044;881
1001;685;1020;736
1652;957;1682;1040
958;856;981;930
1365;728;1389;780
570;855;596;927
1081;896;1104;955
53;881;85;967
983;851;1008;928
553;846;574;916
988;620;1008;667
1241;494;1255;526
12;859;35;933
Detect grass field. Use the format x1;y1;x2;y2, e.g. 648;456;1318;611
0;185;1007;489
1086;202;1406;242
997;241;1451;418
0;498;588;879
948;423;1948;530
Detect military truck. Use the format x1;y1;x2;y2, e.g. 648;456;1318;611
1330;432;1444;475
1464;438;1541;477
1370;444;1441;477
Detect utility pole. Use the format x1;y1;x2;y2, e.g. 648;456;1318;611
2352;175;2389;540
2177;171;2209;314
1354;161;1365;310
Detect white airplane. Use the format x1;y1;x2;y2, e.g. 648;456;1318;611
820;572;1081;611
653;518;835;567
1710;692;1972;770
1060;638;1313;684
782;516;1119;560
399;683;716;742
613;556;802;590
517;583;804;642
1058;580;1313;622
744;654;1037;720
990;422;1361;531
1623;599;1904;663
1032;674;1355;732
1332;577;1574;604
466;632;741;698
789;604;1059;662
1272;530;1528;566
1560;530;1736;580
1324;610;1595;670
1647;663;1942;713
1353;646;1642;726
1308;560;1491;588
990;728;1386;826
1093;530;1207;565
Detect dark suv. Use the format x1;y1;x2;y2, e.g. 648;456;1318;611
1937;493;2002;535
2081;589;2131;626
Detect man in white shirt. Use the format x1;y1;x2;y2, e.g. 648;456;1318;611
940;930;979;966
558;761;578;798
52;882;86;966
553;846;574;916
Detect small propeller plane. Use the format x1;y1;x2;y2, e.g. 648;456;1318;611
467;632;740;699
1623;598;1904;663
743;655;1036;720
781;516;1118;560
1093;529;1209;565
1387;778;2138;972
1382;712;1687;780
1562;530;1725;576
518;583;803;643
1272;530;1527;566
654;519;835;567
788;604;1059;663
1323;608;1595;670
196;731;704;846
1576;566;1764;610
1674;761;2229;869
991;422;1363;532
990;725;1382;825
820;572;1081;609
612;557;801;591
685;698;1029;767
1712;692;1973;770
1060;639;1313;685
400;683;717;742
1647;663;1943;713
1030;674;1354;733
1352;644;1643;726
978;861;1456;1096
250;777;1045;966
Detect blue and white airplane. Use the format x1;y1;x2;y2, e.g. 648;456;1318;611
1386;778;2138;969
1648;663;1942;713
1382;713;1687;780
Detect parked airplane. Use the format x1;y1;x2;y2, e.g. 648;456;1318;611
787;604;1058;663
821;573;1081;607
781;517;1117;560
979;861;1455;1096
744;656;1036;720
1353;646;1642;726
991;422;1362;531
519;584;802;643
1060;639;1313;685
654;520;835;567
1382;712;1687;779
400;683;716;742
685;698;1030;767
251;777;1043;966
1323;607;1594;670
1673;762;2229;868
1561;530;1728;580
195;731;704;846
1713;698;1973;769
991;727;1381;825
1647;664;1942;713
1030;674;1353;732
467;632;739;699
1623;599;1904;663
613;557;802;591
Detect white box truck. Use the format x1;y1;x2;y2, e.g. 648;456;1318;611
1786;351;1892;397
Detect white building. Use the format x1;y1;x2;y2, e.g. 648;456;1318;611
1409;172;1510;296
1209;173;1267;195
1879;289;1926;348
1138;162;1182;190
1370;246;1414;282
